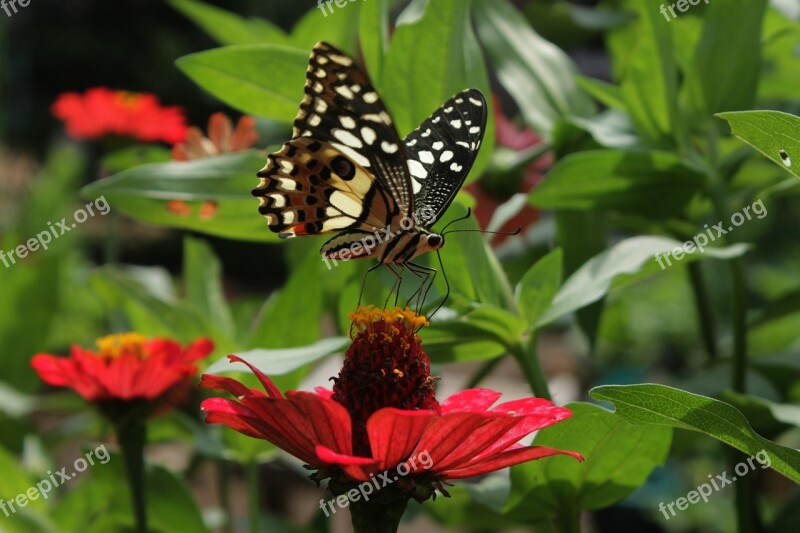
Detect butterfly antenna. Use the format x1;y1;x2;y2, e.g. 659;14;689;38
439;207;474;233
443;226;523;237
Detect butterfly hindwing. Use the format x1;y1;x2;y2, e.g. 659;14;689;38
254;137;394;237
294;42;413;219
404;89;488;227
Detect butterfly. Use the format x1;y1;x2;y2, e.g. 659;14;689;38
253;42;487;308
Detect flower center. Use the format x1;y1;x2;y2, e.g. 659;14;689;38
95;333;148;360
332;306;439;457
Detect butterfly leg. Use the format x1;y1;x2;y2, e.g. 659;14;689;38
383;263;404;310
357;261;385;309
407;262;437;316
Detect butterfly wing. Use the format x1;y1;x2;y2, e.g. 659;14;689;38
254;42;414;239
403;89;488;227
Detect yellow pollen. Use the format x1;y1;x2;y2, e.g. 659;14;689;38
95;333;148;360
393;369;404;378
348;305;429;333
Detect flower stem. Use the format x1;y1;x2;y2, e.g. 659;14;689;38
349;496;409;533
511;333;551;400
247;462;260;533
117;419;147;533
686;262;718;362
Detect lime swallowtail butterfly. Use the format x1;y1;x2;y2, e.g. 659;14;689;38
253;42;487;309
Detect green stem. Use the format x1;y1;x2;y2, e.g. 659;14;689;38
117;419;147;533
247;462;260;533
686;262;718;362
349;495;408;533
511;333;551;400
705;126;757;532
217;460;233;533
465;356;505;389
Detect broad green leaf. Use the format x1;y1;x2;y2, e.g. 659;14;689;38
474;0;594;141
506;403;671;523
248;246;325;348
611;0;680;145
537;236;750;327
421;322;507;363
530;150;701;218
81;152;273;242
290;2;361;54
515;248;562;326
183;237;234;338
205;337;348;376
760;8;800;101
90;267;208;342
358;0;391;78
590;384;800;484
717;110;800;179
554;210;607;349
381;0;494;179
169;0;289;46
687;0;766;115
176;45;308;122
0;445;39;509
576;76;626;110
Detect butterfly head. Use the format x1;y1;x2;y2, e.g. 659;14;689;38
426;233;445;251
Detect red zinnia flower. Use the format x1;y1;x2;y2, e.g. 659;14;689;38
200;307;580;501
172;112;258;161
51;87;188;144
32;333;213;412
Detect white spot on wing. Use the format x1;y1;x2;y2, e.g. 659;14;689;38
336;85;355;99
278;178;296;191
332;142;370;168
450;162;463;172
329;191;363;216
363;92;379;104
361;127;377;145
333;129;364;149
268;194;286;208
419;151;435;164
340;116;357;129
440;151;454;162
381;141;399;154
432;141;444;150
408;160;427;180
450;120;462;129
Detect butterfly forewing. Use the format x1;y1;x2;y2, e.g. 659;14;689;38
294;42;413;218
404;89;488;227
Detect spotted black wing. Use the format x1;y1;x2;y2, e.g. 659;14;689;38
253;41;414;238
404;89;488;227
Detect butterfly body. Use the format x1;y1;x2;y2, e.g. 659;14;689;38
253;41;486;270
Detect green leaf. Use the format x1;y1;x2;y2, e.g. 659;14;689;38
590;384;800;484
290;2;361;54
247;246;324;348
205;337;347;376
183;237;234;338
686;0;767;115
515;248;562;326
81;152;273;242
358;0;391;78
537;236;750;327
610;0;680;145
474;0;594;141
176;45;308;122
381;0;494;179
420;322;507;363
506;402;671;523
169;0;289;46
90;267;208;342
529;150;702;218
717;110;800;179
